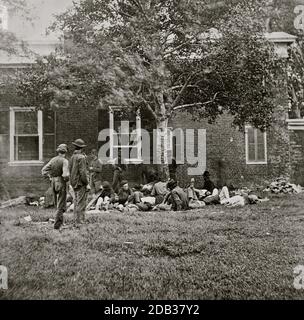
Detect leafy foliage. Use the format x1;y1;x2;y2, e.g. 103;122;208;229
13;0;281;131
262;0;304;34
15;53;108;110
260;1;304;119
287;42;304;118
0;0;31;101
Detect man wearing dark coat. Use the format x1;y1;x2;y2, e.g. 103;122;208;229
69;139;90;226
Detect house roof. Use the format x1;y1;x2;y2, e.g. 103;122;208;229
265;32;297;43
199;29;297;45
0;40;61;65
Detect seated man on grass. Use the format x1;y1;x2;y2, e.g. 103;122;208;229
151;175;169;205
202;171;221;205
164;179;189;211
128;184;144;205
202;171;217;194
115;180;133;211
124;185;155;213
95;181;116;212
187;178;206;209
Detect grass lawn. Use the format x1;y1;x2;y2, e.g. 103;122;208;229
1;193;304;300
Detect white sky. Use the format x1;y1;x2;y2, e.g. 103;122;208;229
8;0;75;41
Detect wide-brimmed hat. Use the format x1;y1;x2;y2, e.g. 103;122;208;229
203;170;210;177
72;138;87;148
167;179;177;190
102;181;111;189
56;144;68;153
120;180;128;187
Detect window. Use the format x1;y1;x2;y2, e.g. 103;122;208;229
0;107;56;166
245;125;267;164
109;107;142;164
98;107;159;164
0;5;8;30
10;107;42;163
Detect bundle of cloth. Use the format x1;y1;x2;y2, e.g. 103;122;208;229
263;177;303;194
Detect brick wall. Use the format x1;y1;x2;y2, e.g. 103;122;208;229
90;107;293;190
0;103;298;199
0;165;48;200
0;104;99;200
56;105;99;155
289;130;304;185
55;104;293;190
170;111;291;189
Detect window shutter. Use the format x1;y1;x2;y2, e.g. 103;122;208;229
0;111;9;162
98;109;110;158
98;109;110;132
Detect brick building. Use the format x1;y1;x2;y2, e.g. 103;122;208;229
0;0;74;198
0;2;303;199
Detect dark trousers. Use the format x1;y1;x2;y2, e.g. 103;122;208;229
73;186;87;224
52;178;67;229
91;180;102;194
128;191;142;204
112;171;122;193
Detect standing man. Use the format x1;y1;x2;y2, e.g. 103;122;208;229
202;171;216;194
41;144;69;230
112;164;123;193
69;139;90;226
169;157;178;181
88;149;103;194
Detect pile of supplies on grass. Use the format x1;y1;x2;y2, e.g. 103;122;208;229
263;177;303;194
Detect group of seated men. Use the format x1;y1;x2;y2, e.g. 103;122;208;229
88;170;263;213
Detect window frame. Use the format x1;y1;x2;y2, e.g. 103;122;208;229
9;107;44;166
108;106;143;165
42;110;56;161
245;125;267;165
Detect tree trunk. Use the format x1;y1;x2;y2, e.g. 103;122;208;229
156;117;170;180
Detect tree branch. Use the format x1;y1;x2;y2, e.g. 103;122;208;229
129;0;149;21
173;102;204;111
172;72;201;109
168;85;199;91
109;4;133;19
172;92;219;111
163;40;192;58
